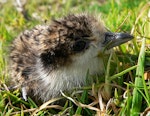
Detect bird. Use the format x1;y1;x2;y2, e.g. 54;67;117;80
9;13;133;102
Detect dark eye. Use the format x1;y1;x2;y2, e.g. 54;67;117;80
72;39;89;52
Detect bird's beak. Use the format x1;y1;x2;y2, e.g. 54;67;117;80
102;32;134;49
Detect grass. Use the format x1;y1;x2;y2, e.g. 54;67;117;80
0;0;150;115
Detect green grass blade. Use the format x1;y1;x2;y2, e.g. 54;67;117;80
5;108;13;116
28;97;38;108
109;65;137;81
75;90;88;115
104;52;113;99
5;91;29;106
131;37;145;115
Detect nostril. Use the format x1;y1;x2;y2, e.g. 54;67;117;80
102;32;114;45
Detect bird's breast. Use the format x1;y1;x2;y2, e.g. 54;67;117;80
34;47;104;101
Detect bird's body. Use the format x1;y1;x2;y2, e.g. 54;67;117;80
9;14;133;102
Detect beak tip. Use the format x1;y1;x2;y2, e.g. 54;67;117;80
104;32;134;49
127;34;134;39
130;35;134;39
116;33;134;40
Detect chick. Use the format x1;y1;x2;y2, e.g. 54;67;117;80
9;14;133;102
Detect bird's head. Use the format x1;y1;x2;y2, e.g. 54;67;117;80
39;14;133;71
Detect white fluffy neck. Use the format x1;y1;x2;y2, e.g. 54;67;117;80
35;47;104;101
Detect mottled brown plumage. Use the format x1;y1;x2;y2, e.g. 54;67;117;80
9;13;133;102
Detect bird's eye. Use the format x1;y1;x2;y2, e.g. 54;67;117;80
72;39;89;52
